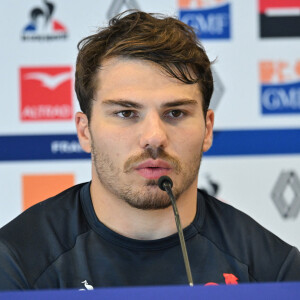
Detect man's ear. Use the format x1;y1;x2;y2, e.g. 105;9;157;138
202;109;214;153
75;112;91;153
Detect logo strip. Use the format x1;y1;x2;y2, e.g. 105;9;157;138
0;134;90;161
0;129;299;161
206;129;300;156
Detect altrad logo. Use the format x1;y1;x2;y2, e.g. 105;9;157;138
178;0;231;40
259;0;300;38
260;60;300;114
22;0;67;41
20;66;73;121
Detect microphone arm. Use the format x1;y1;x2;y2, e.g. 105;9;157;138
158;176;194;287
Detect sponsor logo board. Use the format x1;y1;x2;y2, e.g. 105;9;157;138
178;0;231;40
107;0;140;20
22;0;68;41
22;174;75;210
271;171;300;219
259;0;300;38
20;66;73;121
198;173;220;197
260;60;300;114
210;68;224;111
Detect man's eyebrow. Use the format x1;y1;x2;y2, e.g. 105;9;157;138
161;99;199;108
102;99;143;109
101;99;199;109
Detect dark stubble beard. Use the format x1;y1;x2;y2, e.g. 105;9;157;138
90;134;203;210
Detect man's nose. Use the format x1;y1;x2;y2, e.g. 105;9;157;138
139;112;168;150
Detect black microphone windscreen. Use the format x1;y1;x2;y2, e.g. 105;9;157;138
158;176;173;191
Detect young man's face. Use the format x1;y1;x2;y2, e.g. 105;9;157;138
77;57;214;210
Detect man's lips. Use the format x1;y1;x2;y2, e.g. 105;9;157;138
134;160;172;180
135;159;172;170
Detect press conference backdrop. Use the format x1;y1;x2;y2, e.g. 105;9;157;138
0;0;300;250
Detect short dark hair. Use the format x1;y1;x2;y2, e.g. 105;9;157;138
75;11;213;120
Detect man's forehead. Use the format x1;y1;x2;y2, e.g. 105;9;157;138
94;56;203;105
97;56;199;87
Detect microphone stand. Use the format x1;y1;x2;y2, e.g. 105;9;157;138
158;176;194;287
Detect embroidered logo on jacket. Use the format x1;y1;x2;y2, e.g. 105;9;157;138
79;280;94;291
205;273;239;286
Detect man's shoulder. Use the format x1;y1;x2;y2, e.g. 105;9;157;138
198;190;300;281
199;190;291;249
0;182;91;288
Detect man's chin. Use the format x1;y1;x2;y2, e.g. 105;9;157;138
125;199;172;211
121;187;172;210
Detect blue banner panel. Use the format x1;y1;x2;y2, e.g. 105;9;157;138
205;128;300;156
0;129;299;161
0;282;300;300
0;134;90;161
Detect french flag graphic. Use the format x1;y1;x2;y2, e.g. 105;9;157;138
260;0;300;37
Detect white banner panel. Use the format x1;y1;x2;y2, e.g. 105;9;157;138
0;0;300;251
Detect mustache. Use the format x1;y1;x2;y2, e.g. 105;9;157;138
123;147;181;174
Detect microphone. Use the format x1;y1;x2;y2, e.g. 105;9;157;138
158;176;194;287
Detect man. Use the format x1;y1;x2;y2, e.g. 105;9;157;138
0;11;299;290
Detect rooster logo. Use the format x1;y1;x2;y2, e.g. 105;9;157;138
23;0;66;34
79;280;94;291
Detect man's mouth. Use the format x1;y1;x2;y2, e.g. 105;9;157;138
134;160;172;180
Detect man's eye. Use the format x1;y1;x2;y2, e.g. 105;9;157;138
116;110;136;118
166;110;184;118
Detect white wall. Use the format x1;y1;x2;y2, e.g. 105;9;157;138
1;0;300;249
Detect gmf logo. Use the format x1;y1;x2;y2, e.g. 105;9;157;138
178;0;231;39
260;60;300;114
20;66;73;121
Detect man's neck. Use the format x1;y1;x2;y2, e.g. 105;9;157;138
90;179;198;240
